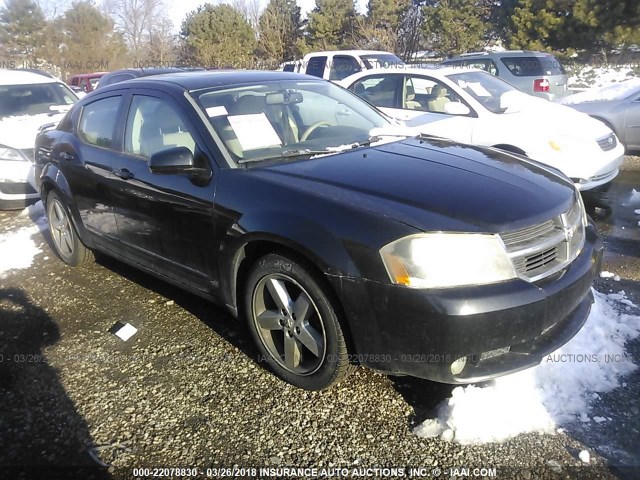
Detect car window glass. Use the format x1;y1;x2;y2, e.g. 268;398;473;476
77;96;121;148
195;80;387;162
403;76;464;114
500;56;564;76
351;74;400;108
0;82;77;118
329;56;361;81
305;56;327;78
124;95;196;159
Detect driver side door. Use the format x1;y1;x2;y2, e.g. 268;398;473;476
109;91;219;293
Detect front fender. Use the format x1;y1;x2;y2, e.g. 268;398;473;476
218;210;359;314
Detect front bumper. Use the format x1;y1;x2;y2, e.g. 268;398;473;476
335;223;603;384
0;160;39;209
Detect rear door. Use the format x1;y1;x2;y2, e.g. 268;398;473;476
624;94;640;149
109;90;218;292
60;93;123;241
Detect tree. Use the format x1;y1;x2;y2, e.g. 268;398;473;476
257;0;301;65
422;0;489;56
180;3;256;68
505;0;564;51
572;0;640;54
104;0;166;58
0;0;47;62
306;0;357;50
57;1;128;76
397;1;425;60
367;0;409;31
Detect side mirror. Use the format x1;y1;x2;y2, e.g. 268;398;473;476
149;147;205;176
443;102;471;116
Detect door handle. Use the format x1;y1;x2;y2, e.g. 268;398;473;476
60;151;75;161
114;168;134;180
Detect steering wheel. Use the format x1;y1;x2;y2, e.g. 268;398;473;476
300;121;331;141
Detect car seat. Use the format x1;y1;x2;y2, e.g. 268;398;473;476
427;85;451;113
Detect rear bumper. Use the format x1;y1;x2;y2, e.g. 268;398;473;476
334;223;603;383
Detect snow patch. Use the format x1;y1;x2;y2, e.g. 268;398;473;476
562;78;640;105
414;290;640;444
567;66;637;91
0;201;48;278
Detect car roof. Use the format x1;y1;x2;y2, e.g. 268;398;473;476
97;70;323;93
71;72;108;78
341;66;482;81
0;69;58;85
304;50;398;57
444;50;554;61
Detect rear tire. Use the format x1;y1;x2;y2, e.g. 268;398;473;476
46;191;94;267
244;253;354;390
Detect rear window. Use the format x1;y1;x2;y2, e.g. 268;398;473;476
500;56;565;76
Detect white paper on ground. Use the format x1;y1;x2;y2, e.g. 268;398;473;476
114;323;138;341
227;113;282;151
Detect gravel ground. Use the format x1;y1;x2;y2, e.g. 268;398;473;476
0;156;639;480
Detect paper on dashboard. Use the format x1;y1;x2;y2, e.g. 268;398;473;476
227;113;282;151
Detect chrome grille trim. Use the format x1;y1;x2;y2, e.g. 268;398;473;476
597;133;617;151
500;198;585;282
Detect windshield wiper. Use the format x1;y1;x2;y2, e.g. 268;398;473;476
237;148;336;165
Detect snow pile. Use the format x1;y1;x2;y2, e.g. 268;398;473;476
562;78;640;105
414;290;640;444
0;201;48;278
567;65;636;91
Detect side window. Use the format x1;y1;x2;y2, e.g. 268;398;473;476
329;55;361;81
350;74;401;108
124;96;196;159
404;75;465;114
305;56;327;78
77;96;121;148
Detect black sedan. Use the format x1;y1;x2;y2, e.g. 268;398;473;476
35;71;602;390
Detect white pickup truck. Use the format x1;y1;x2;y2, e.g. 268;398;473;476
283;50;404;82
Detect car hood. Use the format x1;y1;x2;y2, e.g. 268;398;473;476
0;112;66;150
498;96;612;140
257;137;576;233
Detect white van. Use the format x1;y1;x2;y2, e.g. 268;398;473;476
290;50;404;82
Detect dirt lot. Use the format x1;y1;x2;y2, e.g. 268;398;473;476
0;156;639;480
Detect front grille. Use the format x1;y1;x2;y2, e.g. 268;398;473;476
597;133;617;151
500;197;585;282
20;148;35;162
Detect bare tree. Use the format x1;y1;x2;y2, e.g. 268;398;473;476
105;0;164;58
232;0;262;30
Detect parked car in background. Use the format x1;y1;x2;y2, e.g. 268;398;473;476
294;50;404;81
441;51;570;101
69;72;107;93
561;78;640;152
340;68;624;191
95;67;187;89
0;69;77;209
35;70;601;390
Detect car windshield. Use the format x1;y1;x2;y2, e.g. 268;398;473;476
500;55;565;76
192;79;392;164
361;54;404;69
446;70;518;114
0;82;77;118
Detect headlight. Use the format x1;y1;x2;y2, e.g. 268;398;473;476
0;145;28;162
380;233;517;289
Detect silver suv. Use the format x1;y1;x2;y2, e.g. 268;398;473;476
441;51;569;101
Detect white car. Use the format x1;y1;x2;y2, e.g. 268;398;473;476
0;70;77;209
340;68;625;191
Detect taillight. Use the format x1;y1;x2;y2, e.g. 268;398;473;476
534;78;550;92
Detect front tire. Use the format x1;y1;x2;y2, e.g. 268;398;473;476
46;191;94;267
244;253;354;390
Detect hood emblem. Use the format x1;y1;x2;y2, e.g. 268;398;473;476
563;226;575;242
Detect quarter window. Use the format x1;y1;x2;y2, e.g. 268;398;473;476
124;96;196;159
77;96;121;148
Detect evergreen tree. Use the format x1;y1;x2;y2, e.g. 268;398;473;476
257;0;302;64
180;3;256;68
306;0;357;50
0;0;47;61
422;0;489;56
